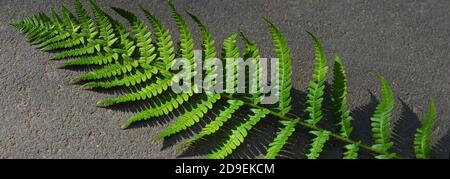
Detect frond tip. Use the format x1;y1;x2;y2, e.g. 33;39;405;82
331;54;352;137
305;33;329;126
414;97;437;159
265;18;292;115
371;76;395;159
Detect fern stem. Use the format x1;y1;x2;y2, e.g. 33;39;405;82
221;94;403;159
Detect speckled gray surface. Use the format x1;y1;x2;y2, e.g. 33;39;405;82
0;0;449;159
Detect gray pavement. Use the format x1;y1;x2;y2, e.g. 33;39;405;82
0;0;449;159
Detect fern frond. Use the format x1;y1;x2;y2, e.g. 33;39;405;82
42;35;83;51
35;19;71;49
306;130;331;159
141;8;176;70
89;0;117;46
96;77;173;107
186;11;217;91
112;7;157;64
169;0;195;65
240;32;263;104
80;66;158;89
51;42;99;60
331;54;352;137
371;76;395;159
181;100;244;148
39;6;82;51
265;119;299;159
305;33;329;126
74;0;97;39
331;54;360;159
155;94;221;139
61;5;78;32
343;143;359;159
122;91;194;129
36;32;72;49
60;52;118;67
186;11;217;62
70;59;138;83
28;13;60;45
222;33;240;94
414;97;436;159
17;13;57;44
208;108;270;159
265;19;292;115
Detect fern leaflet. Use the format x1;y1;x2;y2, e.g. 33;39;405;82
265;19;292;115
305;33;328;126
371;76;395;159
265;119;299;159
208;108;270;159
414;97;436;159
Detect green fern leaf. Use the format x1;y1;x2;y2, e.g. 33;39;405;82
331;54;360;159
122;91;194;129
331;54;352;137
414;97;437;159
111;7;157;64
265;119;299;159
305;33;328;126
109;7;162;88
169;0;195;65
60;5;78;32
208;108;270;159
141;8;176;70
40;5;82;51
35;10;71;48
42;35;83;51
343;143;359;159
28;13;60;45
51;43;99;60
186;11;218;91
180;100;244;149
240;32;263;104
70;58;138;83
74;0;97;39
155;94;221;139
222;33;240;94
265;19;292;115
306;130;331;159
60;52;118;67
89;0;117;46
371;76;395;159
23;15;54;44
80;66;159;89
96;77;173;107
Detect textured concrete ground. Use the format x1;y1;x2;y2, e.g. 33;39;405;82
0;0;449;159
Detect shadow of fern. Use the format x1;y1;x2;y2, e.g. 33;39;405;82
350;91;378;147
431;130;450;159
57;63;101;73
391;99;421;158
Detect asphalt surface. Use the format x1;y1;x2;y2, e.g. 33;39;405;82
0;0;449;159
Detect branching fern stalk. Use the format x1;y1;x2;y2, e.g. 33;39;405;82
11;0;439;159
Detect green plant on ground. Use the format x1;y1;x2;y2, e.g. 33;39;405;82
11;0;439;159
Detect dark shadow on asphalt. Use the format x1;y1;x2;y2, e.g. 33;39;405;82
350;91;378;149
392;99;421;158
431;130;450;159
